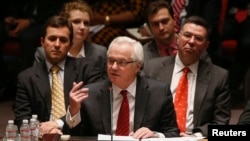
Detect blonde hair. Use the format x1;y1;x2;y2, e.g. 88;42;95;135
59;0;92;20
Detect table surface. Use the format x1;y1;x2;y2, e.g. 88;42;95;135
0;136;96;141
0;136;208;141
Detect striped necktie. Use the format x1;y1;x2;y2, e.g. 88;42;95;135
116;90;129;136
51;65;66;120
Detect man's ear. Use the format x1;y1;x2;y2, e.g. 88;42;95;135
40;37;45;48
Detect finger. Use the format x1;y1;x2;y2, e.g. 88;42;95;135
73;92;88;102
71;81;84;92
133;129;143;139
72;88;89;100
129;132;134;136
133;128;152;139
79;94;88;102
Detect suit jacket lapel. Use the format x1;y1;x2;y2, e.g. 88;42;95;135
84;42;91;57
134;76;149;131
160;56;175;84
193;60;211;125
100;81;112;134
34;62;51;111
148;41;161;58
64;57;78;107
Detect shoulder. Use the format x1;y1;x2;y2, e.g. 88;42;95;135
18;63;44;79
84;79;106;88
143;56;174;71
143;40;155;49
201;60;228;75
139;76;172;99
148;56;172;64
34;47;45;56
140;76;169;89
83;79;109;94
86;42;107;53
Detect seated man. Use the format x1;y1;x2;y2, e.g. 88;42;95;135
143;16;231;137
63;36;179;138
13;15;104;134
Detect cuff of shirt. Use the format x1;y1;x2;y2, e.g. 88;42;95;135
193;132;203;137
55;119;64;129
154;131;165;138
66;106;81;128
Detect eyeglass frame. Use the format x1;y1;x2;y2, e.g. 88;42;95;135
107;58;136;67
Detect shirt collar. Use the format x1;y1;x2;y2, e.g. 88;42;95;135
46;59;66;73
67;45;85;58
112;78;137;99
175;53;198;74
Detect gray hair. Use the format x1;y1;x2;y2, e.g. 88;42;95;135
107;36;144;64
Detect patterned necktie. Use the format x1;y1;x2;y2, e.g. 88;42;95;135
116;90;129;136
174;67;189;132
173;0;186;32
51;65;66;120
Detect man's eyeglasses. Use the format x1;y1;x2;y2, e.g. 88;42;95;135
107;58;135;67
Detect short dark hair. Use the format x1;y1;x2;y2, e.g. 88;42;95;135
146;0;174;24
181;16;211;39
41;15;73;43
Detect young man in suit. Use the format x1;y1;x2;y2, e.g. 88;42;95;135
143;16;231;137
13;15;104;134
63;36;179;138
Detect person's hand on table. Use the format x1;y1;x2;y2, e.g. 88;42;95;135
40;121;62;135
130;127;158;139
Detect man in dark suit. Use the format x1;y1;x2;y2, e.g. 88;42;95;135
13;15;104;134
143;16;231;137
62;36;179;138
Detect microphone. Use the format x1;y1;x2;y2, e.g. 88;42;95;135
108;87;113;141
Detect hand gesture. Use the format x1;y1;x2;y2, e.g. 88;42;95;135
69;81;89;116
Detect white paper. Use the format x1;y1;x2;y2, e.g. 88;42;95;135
98;134;141;141
126;28;153;40
97;134;204;141
89;24;105;35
